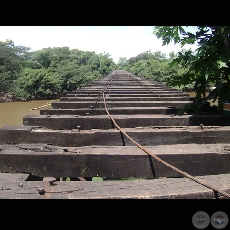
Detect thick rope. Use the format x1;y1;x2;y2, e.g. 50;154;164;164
102;71;230;199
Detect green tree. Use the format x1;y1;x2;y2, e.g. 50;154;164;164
98;52;117;76
13;68;63;100
0;39;30;92
118;57;127;69
153;26;230;113
169;50;176;59
0;40;119;101
13;47;118;100
129;59;180;87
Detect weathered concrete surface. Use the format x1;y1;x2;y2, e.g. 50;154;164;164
0;172;29;181
0;173;229;199
1;126;230;147
63;90;186;95
40;107;182;115
64;93;190;97
59;96;190;101
51;101;191;109
22;114;230;130
0;143;230;178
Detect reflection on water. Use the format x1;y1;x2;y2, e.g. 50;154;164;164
0;99;59;128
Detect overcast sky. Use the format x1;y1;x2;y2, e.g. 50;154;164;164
0;26;198;63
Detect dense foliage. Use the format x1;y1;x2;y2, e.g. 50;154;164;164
153;26;230;113
0;40;30;92
0;41;117;101
118;50;190;90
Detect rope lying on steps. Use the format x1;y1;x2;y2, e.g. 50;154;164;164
102;71;230;199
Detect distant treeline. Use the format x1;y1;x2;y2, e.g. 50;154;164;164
0;39;190;101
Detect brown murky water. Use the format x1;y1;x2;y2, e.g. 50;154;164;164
0;99;59;128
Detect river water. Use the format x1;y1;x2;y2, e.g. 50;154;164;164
0;99;59;128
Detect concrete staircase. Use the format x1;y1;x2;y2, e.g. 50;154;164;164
0;70;230;199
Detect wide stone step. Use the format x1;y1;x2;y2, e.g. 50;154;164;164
85;83;165;86
0;173;229;199
0;143;230;178
51;101;191;109
81;86;180;90
69;89;182;93
87;81;163;85
1;126;230;147
64;93;190;97
22;114;230;130
40;107;181;116
59;96;190;102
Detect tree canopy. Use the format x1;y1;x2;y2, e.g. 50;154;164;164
0;39;30;92
153;26;230;113
0;41;117;100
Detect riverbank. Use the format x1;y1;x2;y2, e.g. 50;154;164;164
0;92;16;103
0;92;60;103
